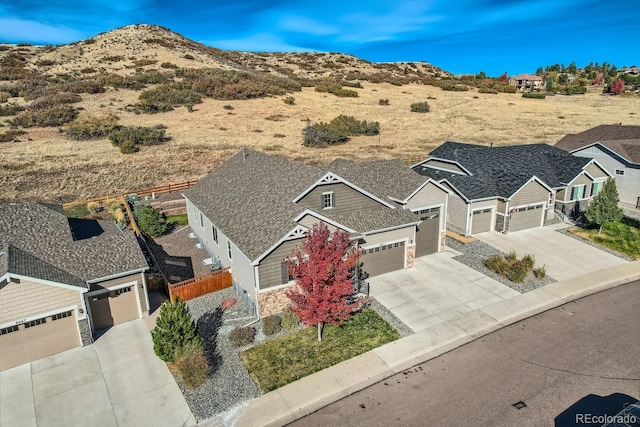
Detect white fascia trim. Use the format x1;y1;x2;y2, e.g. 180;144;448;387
392;179;452;205
87;267;148;284
293;209;356;233
361;237;409;251
410;156;433;168
414;156;473;176
584;158;614;177
362;222;420;236
507;175;553;200
86;280;138;296
0;304;81;329
564;172;590;188
251;225;309;266
583;170;597;182
292;172;396;209
8;273;88;293
439;179;470;202
468;196;503;203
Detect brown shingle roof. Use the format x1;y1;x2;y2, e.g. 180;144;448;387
555;124;640;163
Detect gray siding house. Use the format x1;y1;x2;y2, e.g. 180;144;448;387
0;203;149;370
183;149;449;317
413;142;611;236
555;124;640;208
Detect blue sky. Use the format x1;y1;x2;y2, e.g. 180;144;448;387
0;1;638;75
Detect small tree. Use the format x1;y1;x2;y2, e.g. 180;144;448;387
151;297;203;362
585;178;624;234
136;204;168;238
286;223;363;342
499;72;508;83
610;78;625;95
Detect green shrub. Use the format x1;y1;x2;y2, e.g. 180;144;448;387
533;265;547;279
229;326;256;347
522;254;535;270
505;250;517;262
441;84;469;91
137;84;202;113
10;105;77;127
60;79;105;94
0;91;10;103
119;140;138;154
281;307;300;330
378;98;390;105
486;251;537;283
66;114;119;140
509;260;529;283
160;62;178;69
303;122;349;147
109;125;168;149
0;129;26;142
478;87;498;94
183;54;195;60
36;59;55;67
135;204;168;238
283;96;295;105
151;298;203;363
314;80;359;97
133;59;158;67
0;103;25;117
172;341;209;390
496;84;516;93
565;85;587;95
84;38;96;45
65;203;90;218
262;315;282;336
29;93;82;110
486;254;509;276
523;92;546;99
410;102;430;113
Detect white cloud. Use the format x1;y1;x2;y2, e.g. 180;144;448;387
202;32;309;52
0;18;85;44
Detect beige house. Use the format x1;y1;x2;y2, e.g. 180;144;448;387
509;73;545;91
413;142;611;235
0;203;149;370
183;149;450;317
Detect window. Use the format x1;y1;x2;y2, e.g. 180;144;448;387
52;311;72;321
0;325;18;335
591;181;603;196
227;239;232;260
212;225;218;245
24;317;47;328
280;262;293;284
113;287;131;297
571;185;586;200
615;169;625;176
199;212;204;228
321;192;334;209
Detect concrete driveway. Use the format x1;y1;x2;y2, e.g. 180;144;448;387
476;224;627;281
0;320;195;427
369;249;519;332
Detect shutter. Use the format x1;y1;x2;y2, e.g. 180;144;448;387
331;192;335;208
281;262;289;284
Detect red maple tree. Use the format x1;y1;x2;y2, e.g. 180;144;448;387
286;223;363;342
611;78;625;95
499;72;508;83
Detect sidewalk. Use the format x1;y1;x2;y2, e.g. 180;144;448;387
227;260;640;427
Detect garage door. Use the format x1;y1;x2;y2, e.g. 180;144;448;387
415;207;440;257
471;209;492;234
88;286;139;330
0;310;80;370
509;204;544;232
360;242;405;277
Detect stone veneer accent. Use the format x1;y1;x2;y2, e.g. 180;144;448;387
405;245;415;268
258;287;292;317
440;231;447;251
495;214;505;233
78;318;93;346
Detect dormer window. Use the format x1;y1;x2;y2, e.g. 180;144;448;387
322;192;335;209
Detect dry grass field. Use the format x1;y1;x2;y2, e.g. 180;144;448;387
0;25;638;203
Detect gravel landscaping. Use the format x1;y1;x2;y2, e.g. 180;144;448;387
447;237;556;293
556;227;635;261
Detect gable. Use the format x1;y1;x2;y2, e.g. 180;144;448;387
406;181;449;210
296;182;386;215
584;162;610;180
296;213;352;234
510;179;551;206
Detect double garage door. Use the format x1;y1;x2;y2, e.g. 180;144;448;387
360;242;405;277
0;310;80;370
509;204;544;232
88;285;139;330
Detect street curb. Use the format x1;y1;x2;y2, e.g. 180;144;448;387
232;261;640;427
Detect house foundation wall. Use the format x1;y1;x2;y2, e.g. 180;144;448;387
258;287;291;318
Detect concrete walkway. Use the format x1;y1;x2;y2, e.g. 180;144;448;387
476;224;627;281
370;249;519;332
231;260;640;427
0;320;195;427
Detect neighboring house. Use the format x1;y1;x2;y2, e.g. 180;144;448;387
0;203;149;370
183;149;449;317
620;66;640;76
555;124;640;208
412;142;611;236
508;73;545;91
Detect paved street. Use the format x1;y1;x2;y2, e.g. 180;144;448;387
369;248;519;332
476;224;627;281
291;281;640;427
0;320;195;427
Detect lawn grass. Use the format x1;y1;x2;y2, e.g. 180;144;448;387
240;309;400;392
569;221;640;259
166;213;189;227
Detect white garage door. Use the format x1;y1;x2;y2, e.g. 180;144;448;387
509;204;544;232
471;208;493;234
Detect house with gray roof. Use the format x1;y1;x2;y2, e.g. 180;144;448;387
0;203;149;370
183;149;450;317
555;124;640;208
413;142;611;236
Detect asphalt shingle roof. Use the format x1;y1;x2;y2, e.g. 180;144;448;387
555;124;640;164
0;203;148;287
184;149;424;261
417;142;590;200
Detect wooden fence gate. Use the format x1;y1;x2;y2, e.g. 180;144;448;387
168;268;232;303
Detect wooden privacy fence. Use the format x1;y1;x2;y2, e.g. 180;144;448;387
169;268;232;303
